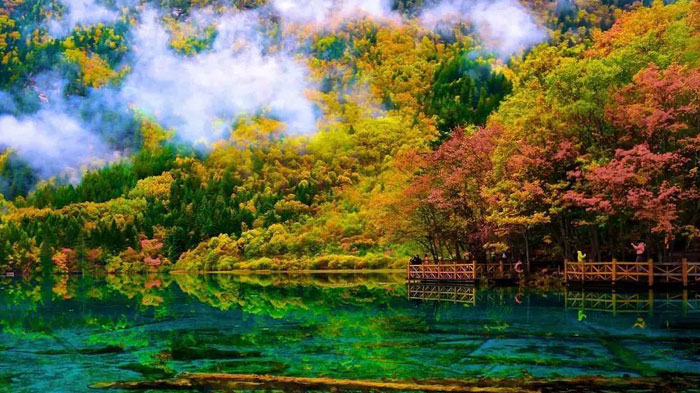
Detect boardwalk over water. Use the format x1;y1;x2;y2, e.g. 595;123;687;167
407;259;700;288
565;259;700;287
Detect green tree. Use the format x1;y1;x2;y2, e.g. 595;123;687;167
426;55;512;145
39;241;52;276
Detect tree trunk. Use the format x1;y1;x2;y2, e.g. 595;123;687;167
558;216;570;260
524;230;530;273
592;227;601;262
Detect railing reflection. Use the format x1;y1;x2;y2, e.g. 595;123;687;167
407;283;476;304
564;288;700;316
406;282;700;316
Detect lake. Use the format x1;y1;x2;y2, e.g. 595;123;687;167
1;273;699;392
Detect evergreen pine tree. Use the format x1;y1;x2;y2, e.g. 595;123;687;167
76;232;89;275
39;240;52;276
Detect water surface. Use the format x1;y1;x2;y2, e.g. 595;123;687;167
1;273;699;392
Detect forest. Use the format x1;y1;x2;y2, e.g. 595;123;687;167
1;0;699;274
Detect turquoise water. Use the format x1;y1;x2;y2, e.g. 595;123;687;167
1;273;699;392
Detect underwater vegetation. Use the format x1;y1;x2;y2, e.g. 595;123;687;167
1;274;700;392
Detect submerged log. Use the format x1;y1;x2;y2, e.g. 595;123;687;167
90;373;533;392
90;372;700;392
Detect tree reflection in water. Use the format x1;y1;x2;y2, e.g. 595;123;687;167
1;274;700;393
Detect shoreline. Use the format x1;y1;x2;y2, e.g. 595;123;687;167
168;268;407;275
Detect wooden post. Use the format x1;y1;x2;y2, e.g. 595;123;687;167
499;260;503;275
648;289;654;317
612;292;617;316
472;260;477;281
682;258;688;287
612;258;617;285
564;259;568;283
648;258;654;287
683;289;688;317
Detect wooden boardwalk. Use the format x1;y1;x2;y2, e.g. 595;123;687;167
407;262;476;282
407;261;518;283
565;259;700;287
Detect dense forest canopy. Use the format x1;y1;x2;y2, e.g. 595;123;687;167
0;0;699;274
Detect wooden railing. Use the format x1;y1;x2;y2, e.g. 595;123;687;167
407;262;477;282
565;258;700;287
407;283;476;304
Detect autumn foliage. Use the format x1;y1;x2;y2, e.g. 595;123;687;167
394;1;700;265
2;0;700;274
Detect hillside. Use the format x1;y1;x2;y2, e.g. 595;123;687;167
1;0;698;274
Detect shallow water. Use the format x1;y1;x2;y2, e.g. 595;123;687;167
1;273;699;392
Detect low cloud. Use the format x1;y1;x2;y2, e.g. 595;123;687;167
48;0;119;37
270;0;546;57
119;9;318;144
271;0;396;24
419;0;547;57
0;75;120;181
0;110;117;180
